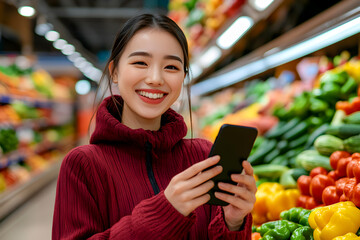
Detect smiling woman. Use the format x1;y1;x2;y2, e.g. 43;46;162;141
52;14;255;240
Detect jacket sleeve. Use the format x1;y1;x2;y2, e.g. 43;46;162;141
208;206;253;240
52;149;196;240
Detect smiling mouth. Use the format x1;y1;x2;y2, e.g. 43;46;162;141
137;90;167;99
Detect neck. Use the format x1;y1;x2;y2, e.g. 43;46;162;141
121;105;161;131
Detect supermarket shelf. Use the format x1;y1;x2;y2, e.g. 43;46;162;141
0;94;74;108
191;0;360;96
0;159;62;221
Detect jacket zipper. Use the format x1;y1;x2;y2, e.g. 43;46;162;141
145;141;160;195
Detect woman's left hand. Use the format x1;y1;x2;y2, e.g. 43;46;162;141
214;161;257;231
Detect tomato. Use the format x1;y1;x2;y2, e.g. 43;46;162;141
296;195;308;208
343;178;357;200
322;186;339;205
335;177;349;196
337;157;352;177
305;196;320;209
340;193;348;202
327;170;340;181
310;175;335;203
346;159;359;178
310;167;328;178
297;175;311;196
351;153;360;159
330;151;351;170
351;183;360;207
353;160;360;182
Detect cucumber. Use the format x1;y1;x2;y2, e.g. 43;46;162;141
276;140;289;154
253;164;289;179
282;121;309;141
264;148;281;164
265;118;301;139
248;139;277;165
265;121;287;138
326;124;360;139
270;155;288;166
288;134;309;149
304;123;329;149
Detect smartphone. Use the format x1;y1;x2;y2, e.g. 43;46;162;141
206;124;258;206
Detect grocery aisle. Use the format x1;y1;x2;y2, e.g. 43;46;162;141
0;179;57;240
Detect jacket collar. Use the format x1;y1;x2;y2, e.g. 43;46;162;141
89;95;187;150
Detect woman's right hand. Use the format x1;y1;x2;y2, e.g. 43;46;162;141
164;155;222;216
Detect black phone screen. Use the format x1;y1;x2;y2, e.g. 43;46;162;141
206;124;258;206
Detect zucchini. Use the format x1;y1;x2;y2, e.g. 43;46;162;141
314;134;344;156
290;168;309;180
344;112;360;124
282;121;309;141
248;139;277;165
295;150;331;171
253;164;289;179
304;123;329;149
326;124;360;139
330;110;346;126
288;134;309;149
344;134;360;153
265;118;301;139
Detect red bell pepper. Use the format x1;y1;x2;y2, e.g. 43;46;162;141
330;151;351;170
346;159;360;178
336;97;360;115
310;175;335;203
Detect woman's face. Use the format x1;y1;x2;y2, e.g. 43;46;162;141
114;28;185;129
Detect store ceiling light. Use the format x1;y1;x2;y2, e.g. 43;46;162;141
35;23;53;36
192;14;360;96
250;0;275;11
53;39;67;50
61;44;76;55
67;52;81;62
197;46;222;68
45;30;60;42
18;6;36;17
216;16;253;50
75;80;91;95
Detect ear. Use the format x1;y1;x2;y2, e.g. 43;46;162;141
109;61;118;83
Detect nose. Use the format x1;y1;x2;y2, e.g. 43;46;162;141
145;66;164;86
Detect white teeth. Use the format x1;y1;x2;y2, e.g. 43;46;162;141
138;91;164;99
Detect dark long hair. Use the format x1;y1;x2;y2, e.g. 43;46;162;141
92;14;193;136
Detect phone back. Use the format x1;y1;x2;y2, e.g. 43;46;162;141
207;124;258;206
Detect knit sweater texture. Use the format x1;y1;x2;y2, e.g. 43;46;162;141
52;95;252;239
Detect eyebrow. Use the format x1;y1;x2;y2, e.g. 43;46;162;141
128;51;183;64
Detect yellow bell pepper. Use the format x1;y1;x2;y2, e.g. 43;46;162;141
252;182;299;225
309;201;360;240
333;233;360;240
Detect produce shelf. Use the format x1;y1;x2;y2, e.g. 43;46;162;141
0;159;62;221
191;0;360;96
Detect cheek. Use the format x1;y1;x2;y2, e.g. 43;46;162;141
168;75;184;94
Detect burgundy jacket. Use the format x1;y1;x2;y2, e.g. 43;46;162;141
52;96;252;239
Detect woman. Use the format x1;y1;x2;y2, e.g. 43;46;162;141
52;14;256;239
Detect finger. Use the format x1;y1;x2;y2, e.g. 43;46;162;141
218;182;256;202
242;161;254;176
230;174;257;193
180;155;220;180
214;192;253;210
181;180;215;201
187;165;222;189
188;193;211;209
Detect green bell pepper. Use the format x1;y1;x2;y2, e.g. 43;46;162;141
257;220;300;237
263;226;291;240
290;226;314;240
280;208;311;226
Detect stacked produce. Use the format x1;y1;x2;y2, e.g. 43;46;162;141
0;59;75;194
168;0;246;55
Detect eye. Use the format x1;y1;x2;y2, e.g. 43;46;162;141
132;61;147;66
165;65;179;70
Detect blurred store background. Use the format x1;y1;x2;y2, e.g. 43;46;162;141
0;0;360;239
